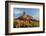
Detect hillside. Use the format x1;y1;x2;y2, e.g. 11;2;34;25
14;12;39;28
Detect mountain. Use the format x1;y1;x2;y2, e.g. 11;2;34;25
14;12;39;28
16;12;32;19
15;12;39;22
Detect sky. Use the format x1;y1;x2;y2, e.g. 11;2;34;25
13;8;39;20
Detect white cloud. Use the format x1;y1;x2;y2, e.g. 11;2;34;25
14;10;23;15
33;16;39;20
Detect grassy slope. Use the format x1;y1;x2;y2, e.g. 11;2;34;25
14;19;39;28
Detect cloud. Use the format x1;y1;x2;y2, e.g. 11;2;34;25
14;9;23;18
14;10;23;15
33;16;39;20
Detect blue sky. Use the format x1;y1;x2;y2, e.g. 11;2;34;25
13;8;39;20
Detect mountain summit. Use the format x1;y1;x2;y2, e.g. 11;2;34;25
16;12;33;20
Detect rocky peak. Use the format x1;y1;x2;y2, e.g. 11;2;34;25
16;12;33;20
